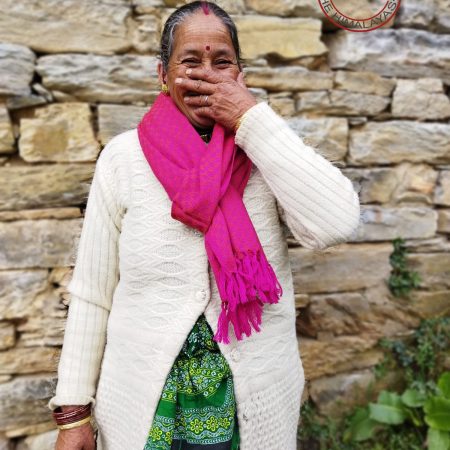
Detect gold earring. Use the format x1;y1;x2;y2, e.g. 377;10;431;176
161;83;169;95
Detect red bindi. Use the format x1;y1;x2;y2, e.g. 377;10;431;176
200;1;210;14
205;45;210;51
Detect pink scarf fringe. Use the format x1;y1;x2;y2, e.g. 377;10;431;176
214;248;283;344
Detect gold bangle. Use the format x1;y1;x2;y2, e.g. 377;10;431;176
57;415;92;430
234;112;246;134
234;102;257;133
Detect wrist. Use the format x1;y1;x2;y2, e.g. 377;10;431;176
234;114;245;134
61;405;84;412
53;403;92;430
234;102;256;134
57;416;92;430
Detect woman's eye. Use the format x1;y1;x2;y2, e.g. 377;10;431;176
181;59;232;66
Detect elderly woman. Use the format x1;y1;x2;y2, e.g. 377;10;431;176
49;1;361;449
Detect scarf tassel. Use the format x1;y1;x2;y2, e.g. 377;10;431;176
213;248;284;344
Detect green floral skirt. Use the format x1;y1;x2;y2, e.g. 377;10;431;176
144;314;240;450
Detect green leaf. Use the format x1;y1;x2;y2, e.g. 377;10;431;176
425;397;450;431
405;407;424;427
345;407;378;442
402;388;426;408
369;391;408;425
427;428;450;450
438;373;450;399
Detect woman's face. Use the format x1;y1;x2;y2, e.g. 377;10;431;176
157;11;241;129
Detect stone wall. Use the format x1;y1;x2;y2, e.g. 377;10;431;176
1;0;450;448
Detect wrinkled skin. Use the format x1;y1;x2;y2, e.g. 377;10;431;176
54;406;96;450
157;10;257;131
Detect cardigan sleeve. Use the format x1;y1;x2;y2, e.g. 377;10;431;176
48;146;122;411
47;298;109;410
235;101;361;250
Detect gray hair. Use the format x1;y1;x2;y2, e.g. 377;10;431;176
159;1;244;74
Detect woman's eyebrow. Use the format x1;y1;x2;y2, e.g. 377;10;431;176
181;47;233;56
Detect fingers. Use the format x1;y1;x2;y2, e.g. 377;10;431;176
183;94;211;107
194;106;212;118
175;77;215;95
185;68;223;84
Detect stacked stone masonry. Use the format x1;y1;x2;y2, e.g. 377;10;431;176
1;0;450;448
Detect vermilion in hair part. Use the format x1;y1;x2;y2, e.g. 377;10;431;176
200;1;210;14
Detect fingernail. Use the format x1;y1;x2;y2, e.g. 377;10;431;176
186;69;192;75
175;78;182;84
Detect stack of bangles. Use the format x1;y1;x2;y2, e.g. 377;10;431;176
52;404;92;430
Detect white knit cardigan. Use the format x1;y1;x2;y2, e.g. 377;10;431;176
48;101;361;450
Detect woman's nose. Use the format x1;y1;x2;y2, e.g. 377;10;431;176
198;61;215;72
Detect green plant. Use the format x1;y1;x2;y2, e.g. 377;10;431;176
298;399;425;450
388;237;421;297
375;317;450;389
298;318;450;450
344;371;450;450
298;400;360;450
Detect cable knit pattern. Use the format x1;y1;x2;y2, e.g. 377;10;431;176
48;101;361;450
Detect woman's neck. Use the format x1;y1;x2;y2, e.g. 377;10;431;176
194;124;213;133
194;124;213;143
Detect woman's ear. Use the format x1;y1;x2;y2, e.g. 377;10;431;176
157;61;166;84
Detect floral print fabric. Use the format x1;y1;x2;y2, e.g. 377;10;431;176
144;314;240;449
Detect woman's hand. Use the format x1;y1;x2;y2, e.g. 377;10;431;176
54;405;96;450
55;422;96;450
175;69;257;132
